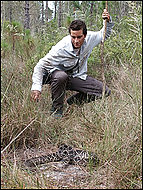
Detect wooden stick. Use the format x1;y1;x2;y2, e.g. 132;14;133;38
101;1;108;99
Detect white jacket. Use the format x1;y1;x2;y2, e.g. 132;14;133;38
31;18;114;92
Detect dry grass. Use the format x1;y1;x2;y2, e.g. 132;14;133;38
1;8;142;188
1;52;142;189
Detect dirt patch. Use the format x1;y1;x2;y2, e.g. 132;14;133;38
2;145;116;189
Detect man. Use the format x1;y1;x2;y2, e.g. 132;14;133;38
31;9;114;118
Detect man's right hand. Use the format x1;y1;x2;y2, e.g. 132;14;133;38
31;90;41;102
102;9;110;22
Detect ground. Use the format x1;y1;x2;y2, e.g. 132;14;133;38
2;144;117;189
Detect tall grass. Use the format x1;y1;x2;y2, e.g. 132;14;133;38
1;13;142;189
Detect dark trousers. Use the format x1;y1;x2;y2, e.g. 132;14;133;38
43;70;111;110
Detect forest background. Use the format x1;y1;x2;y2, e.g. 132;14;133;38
1;1;142;189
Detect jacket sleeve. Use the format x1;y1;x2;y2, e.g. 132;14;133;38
87;16;114;50
104;16;114;41
31;58;45;92
31;37;69;92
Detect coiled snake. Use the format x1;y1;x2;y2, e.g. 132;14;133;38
24;144;99;168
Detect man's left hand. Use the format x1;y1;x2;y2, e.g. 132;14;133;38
102;9;110;22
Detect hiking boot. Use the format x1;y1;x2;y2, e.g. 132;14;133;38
67;96;82;105
67;92;87;106
67;93;99;105
50;106;63;119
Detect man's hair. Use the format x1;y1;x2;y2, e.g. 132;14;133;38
69;20;87;36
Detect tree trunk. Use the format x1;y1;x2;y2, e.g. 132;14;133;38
41;1;44;25
24;1;30;29
90;2;94;26
1;1;5;25
45;1;48;23
54;1;57;19
9;1;12;23
58;1;62;27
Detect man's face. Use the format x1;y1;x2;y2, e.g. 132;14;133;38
70;29;86;49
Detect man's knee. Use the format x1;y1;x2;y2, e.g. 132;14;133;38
52;70;68;84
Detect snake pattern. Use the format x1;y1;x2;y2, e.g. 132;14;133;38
24;144;99;167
